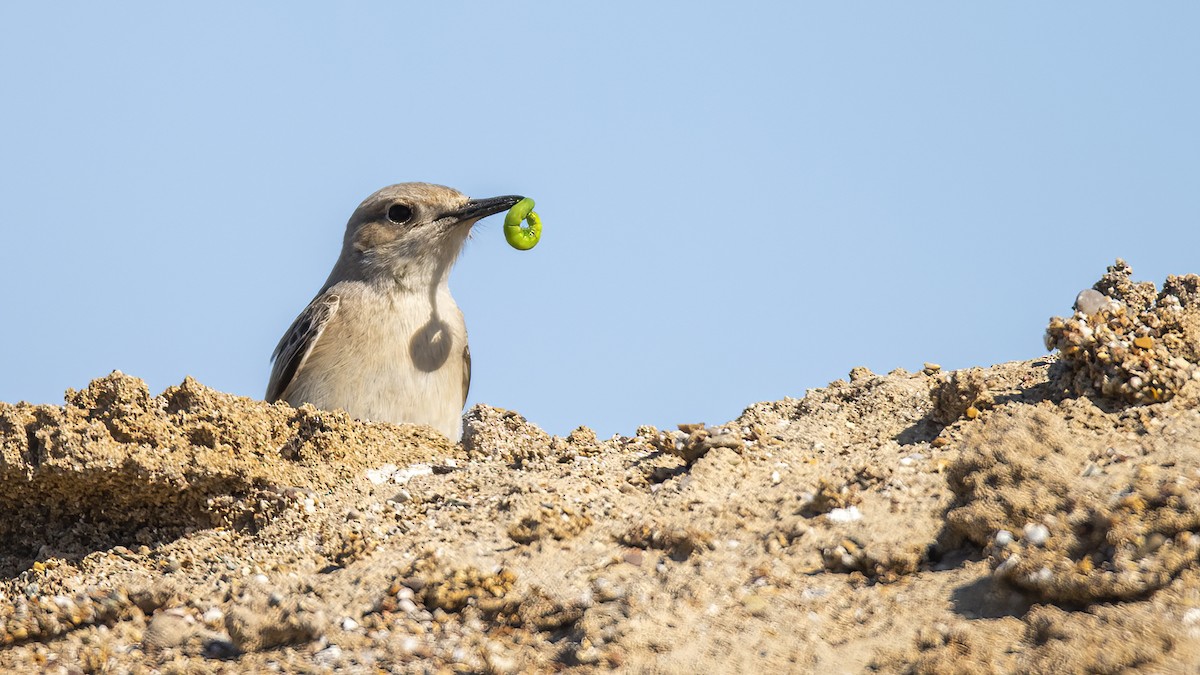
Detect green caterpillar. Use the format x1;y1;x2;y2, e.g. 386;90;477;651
504;197;541;250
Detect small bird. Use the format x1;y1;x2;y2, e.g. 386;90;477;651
266;182;523;442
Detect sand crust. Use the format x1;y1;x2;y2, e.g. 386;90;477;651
2;262;1199;673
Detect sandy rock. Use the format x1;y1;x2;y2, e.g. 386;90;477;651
1045;259;1200;403
461;404;552;464
225;595;326;652
947;396;1200;602
930;367;992;424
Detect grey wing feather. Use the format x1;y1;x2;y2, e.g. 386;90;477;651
462;342;471;408
266;293;341;402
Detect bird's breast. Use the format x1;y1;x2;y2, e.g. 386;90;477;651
288;288;468;440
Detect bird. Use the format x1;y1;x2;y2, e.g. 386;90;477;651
266;182;523;442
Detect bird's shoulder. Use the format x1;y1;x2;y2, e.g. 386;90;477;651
266;290;343;402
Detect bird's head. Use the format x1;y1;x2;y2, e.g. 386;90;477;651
338;182;522;287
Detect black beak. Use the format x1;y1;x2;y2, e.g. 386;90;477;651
447;195;524;222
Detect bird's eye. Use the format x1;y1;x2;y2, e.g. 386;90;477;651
386;204;413;224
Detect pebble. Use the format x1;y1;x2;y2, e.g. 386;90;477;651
742;593;768;616
202;607;224;626
994;530;1014;547
826;506;863;523
995;554;1021;574
314;644;343;665
1144;533;1166;553
203;638;239;659
341;617;359;631
370;462;434;485
1074;288;1113;315
486;652;519;675
366;464;399;485
143;609;196;649
593;578;625;602
1023;523;1050;546
575;645;601;664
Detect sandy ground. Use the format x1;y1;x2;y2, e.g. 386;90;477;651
3;260;1200;674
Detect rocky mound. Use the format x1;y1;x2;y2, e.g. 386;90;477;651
1;261;1198;673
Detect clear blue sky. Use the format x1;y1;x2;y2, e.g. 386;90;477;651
2;3;1198;437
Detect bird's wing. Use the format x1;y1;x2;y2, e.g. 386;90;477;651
462;342;471;408
266;292;341;402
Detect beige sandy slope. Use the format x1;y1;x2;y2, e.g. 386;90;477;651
2;262;1199;673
